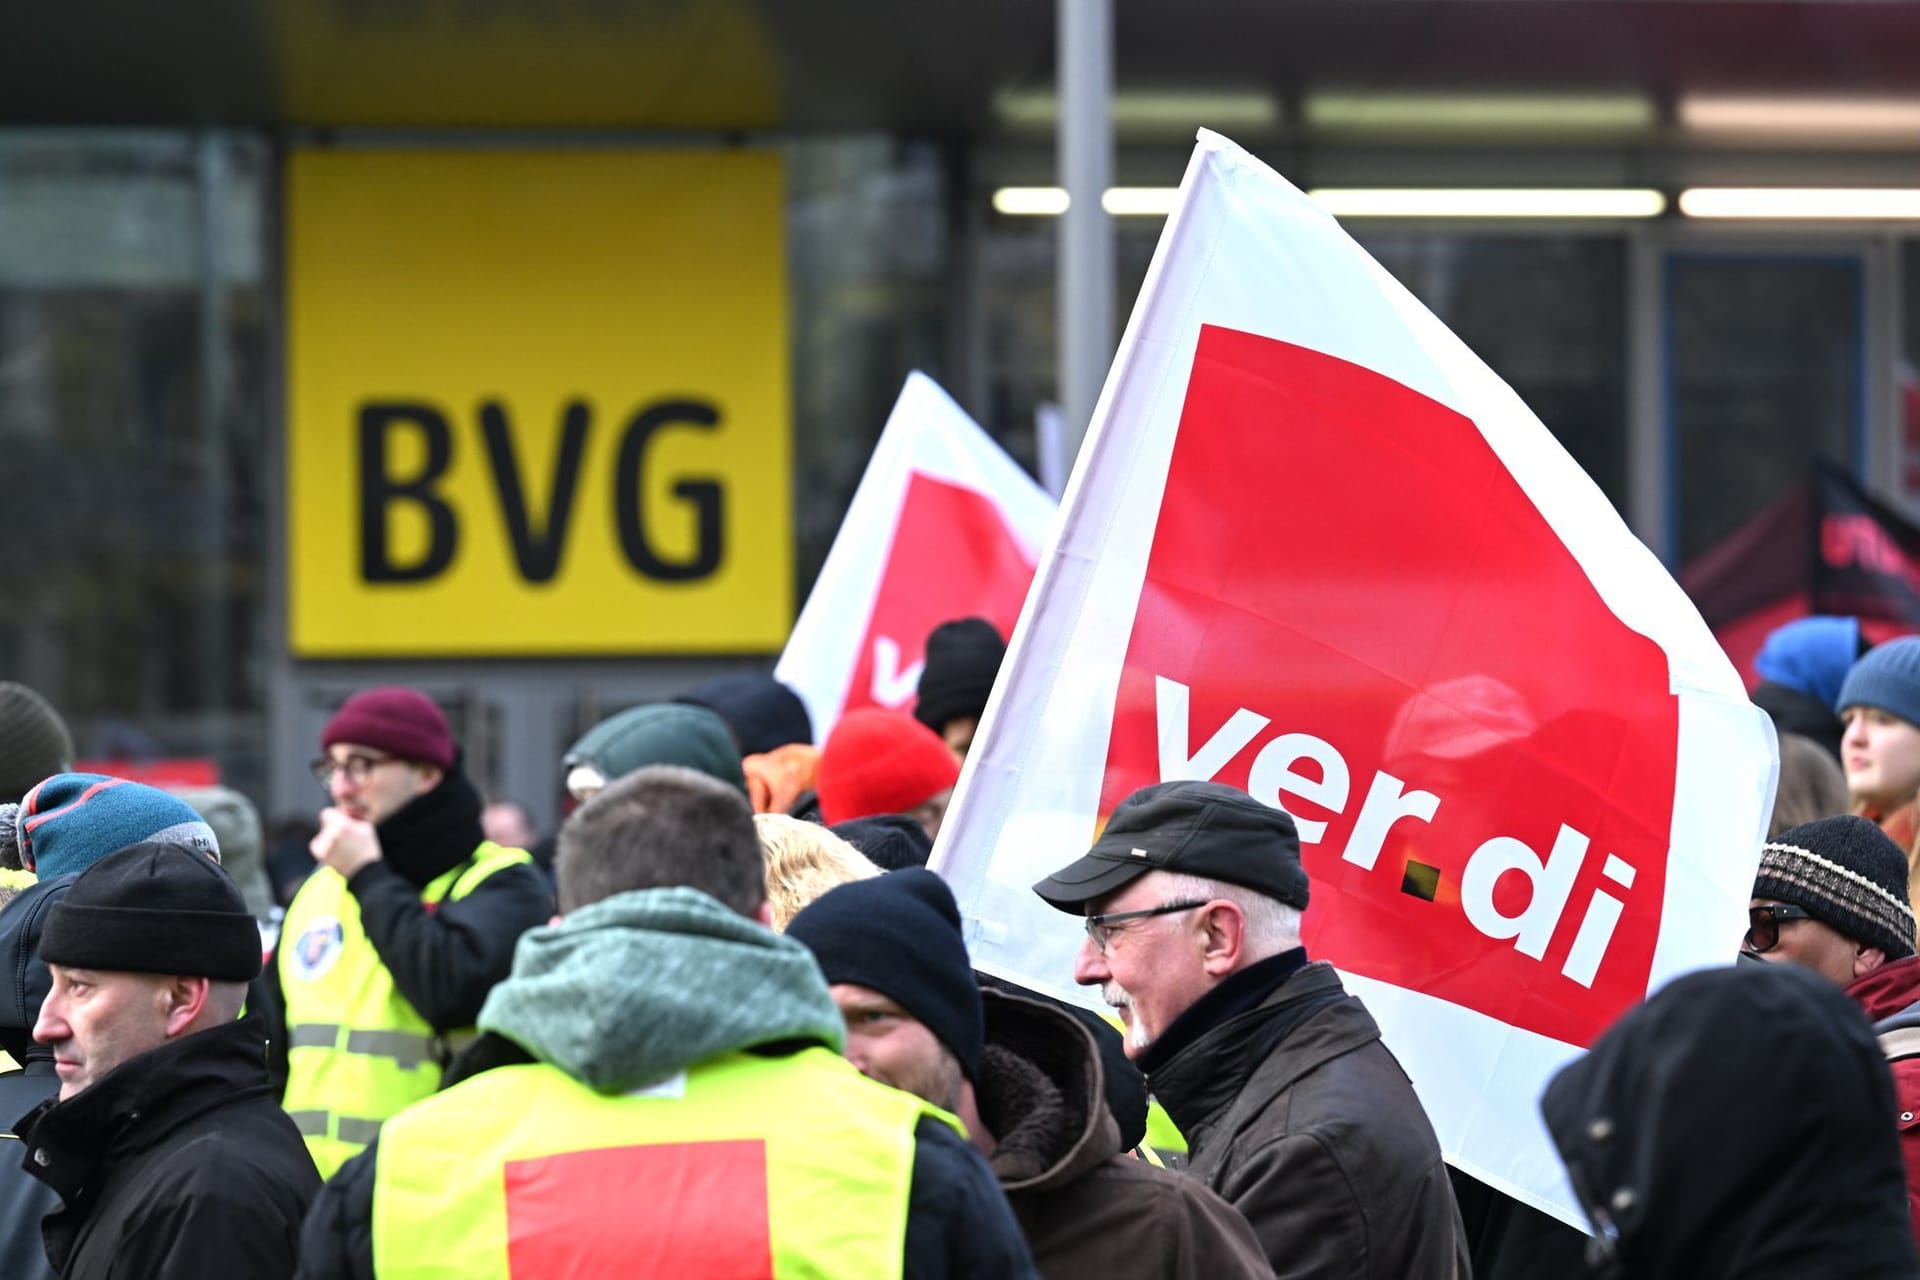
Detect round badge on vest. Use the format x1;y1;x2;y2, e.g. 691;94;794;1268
292;917;345;981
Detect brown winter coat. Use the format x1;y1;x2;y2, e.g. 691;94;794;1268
978;988;1271;1278
1148;961;1469;1280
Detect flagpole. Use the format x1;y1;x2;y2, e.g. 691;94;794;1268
1057;0;1113;469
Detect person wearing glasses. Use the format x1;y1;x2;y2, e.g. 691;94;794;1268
1032;779;1467;1280
787;867;1270;1278
1743;813;1920;1251
271;686;551;1179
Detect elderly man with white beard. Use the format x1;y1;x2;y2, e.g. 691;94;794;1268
1032;779;1469;1280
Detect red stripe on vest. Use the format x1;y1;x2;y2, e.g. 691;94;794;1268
504;1139;773;1278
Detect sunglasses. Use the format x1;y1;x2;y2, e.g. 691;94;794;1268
1744;903;1814;954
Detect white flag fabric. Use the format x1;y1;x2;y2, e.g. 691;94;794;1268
777;373;1056;744
934;131;1777;1227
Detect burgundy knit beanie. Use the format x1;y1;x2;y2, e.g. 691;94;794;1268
817;708;960;825
321;687;455;769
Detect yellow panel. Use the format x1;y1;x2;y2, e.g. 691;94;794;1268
269;1;779;130
286;149;791;656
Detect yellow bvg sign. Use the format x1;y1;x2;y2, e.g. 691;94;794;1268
286;149;790;655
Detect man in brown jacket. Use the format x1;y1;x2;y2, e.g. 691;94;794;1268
788;867;1272;1277
1033;780;1469;1280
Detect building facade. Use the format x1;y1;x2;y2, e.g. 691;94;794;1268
3;1;1918;830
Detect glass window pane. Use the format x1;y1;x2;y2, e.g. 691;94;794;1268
785;137;953;595
979;225;1628;518
1358;235;1628;510
1668;255;1860;562
0;132;271;797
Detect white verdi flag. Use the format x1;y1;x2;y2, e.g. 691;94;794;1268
777;373;1056;743
934;132;1777;1227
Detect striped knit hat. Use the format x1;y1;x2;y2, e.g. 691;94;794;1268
1755;815;1917;961
17;773;219;880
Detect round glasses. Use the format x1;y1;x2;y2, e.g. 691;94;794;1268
310;752;401;789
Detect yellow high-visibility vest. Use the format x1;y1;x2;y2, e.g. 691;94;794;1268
279;841;531;1177
371;1047;954;1279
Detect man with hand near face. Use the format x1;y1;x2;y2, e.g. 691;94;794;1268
15;842;318;1279
271;686;550;1178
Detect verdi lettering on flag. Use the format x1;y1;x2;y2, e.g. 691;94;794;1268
1100;327;1676;1046
777;374;1056;742
935;132;1776;1227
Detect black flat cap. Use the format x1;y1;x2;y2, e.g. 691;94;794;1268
1032;780;1308;912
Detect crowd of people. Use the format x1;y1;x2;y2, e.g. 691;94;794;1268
3;612;1920;1276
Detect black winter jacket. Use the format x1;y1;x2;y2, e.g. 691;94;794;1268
1145;956;1470;1280
0;1061;58;1280
0;876;74;1280
1542;963;1920;1279
16;1015;320;1280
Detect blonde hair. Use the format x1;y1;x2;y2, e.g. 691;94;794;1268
1773;732;1850;839
756;814;882;932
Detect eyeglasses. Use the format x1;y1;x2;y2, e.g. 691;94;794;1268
310;752;401;789
1084;900;1210;953
1744;904;1815;954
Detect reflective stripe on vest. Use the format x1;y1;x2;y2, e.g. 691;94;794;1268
279;841;532;1179
372;1048;953;1279
1144;1097;1188;1154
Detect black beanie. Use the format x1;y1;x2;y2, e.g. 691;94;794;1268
675;674;814;756
1755;815;1917;961
41;841;262;981
787;868;983;1081
831;814;934;871
914;618;1005;733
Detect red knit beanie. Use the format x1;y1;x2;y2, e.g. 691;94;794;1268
321;687;456;769
817;708;961;825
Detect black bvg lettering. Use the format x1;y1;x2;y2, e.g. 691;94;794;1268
358;402;456;583
479;398;590;585
615;400;724;583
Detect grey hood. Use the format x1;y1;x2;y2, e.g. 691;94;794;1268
478;886;844;1092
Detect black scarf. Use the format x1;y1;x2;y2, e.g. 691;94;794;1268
375;758;486;888
1137;947;1307;1076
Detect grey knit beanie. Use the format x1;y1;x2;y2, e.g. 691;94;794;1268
1838;636;1920;726
0;683;73;805
1755;815;1917;961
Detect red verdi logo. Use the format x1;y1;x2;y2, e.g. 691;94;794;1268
839;470;1037;720
1099;325;1679;1047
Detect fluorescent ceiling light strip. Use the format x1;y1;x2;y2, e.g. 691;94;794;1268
993;187;1071;216
1306;92;1654;132
995;187;1668;219
1101;188;1181;216
990;188;1183;216
1679;188;1920;219
1308;188;1666;218
994;89;1281;131
1680;96;1920;136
